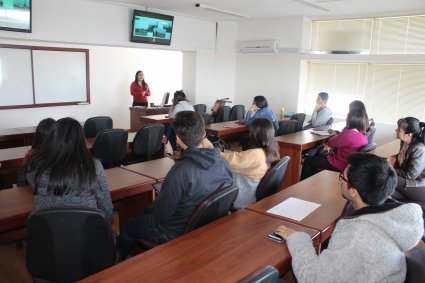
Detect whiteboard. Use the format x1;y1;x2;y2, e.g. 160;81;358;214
33;50;87;104
0;45;89;109
0;48;34;106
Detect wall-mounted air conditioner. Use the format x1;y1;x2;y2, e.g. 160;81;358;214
239;40;279;53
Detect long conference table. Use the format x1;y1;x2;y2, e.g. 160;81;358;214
0;167;157;245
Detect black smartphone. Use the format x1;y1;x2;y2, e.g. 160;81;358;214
267;232;285;243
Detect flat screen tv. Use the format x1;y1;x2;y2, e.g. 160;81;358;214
0;0;32;33
131;10;173;46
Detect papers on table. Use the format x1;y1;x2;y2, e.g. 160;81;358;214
310;130;330;136
266;197;321;221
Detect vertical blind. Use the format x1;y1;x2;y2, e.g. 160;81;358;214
311;15;425;54
305;62;425;123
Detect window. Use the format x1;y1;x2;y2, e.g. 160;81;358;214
304;62;425;123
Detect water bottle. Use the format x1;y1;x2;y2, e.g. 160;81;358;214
281;107;285;118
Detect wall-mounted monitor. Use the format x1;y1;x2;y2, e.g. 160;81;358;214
131;10;173;46
0;0;32;33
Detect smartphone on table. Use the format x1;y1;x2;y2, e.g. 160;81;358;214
267;232;285;243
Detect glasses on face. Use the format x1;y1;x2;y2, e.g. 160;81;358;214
339;172;348;184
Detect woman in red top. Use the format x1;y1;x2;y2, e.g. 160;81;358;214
130;70;151;107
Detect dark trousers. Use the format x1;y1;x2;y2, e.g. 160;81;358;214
132;101;148;107
115;207;174;259
165;124;177;150
300;155;339;181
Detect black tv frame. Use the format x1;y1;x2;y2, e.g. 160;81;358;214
0;0;32;33
131;10;174;46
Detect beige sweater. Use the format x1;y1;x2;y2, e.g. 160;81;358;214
222;148;269;181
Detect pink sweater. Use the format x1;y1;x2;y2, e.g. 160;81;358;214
326;129;368;171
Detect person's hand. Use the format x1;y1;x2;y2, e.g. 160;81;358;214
323;144;332;152
388;156;397;166
142;91;146;96
275;225;296;240
313;104;321;112
250;103;259;112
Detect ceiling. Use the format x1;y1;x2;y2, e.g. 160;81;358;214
89;0;425;21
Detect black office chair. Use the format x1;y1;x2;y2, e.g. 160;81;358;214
26;207;115;283
237;265;280;283
325;117;334;126
138;185;239;250
366;126;376;144
360;143;378;152
122;124;165;165
83;116;113;138
256;156;290;202
229;105;245;121
91;129;128;169
193;104;207;113
290;113;306;132
214;106;231;123
405;246;425;283
276;120;297;136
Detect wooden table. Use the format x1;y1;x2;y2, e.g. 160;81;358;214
79;209;321;283
371;140;399;158
275;129;331;189
204;121;250;142
138;114;172;129
122;157;175;182
0;128;33;149
0;167;156;245
129;107;170;131
248;170;347;243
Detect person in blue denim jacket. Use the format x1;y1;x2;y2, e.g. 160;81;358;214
244;95;278;131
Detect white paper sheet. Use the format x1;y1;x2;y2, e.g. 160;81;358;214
266;197;321;221
310;130;330;136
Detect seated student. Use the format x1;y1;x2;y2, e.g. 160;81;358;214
301;108;368;180
275;153;424;283
27;117;113;221
17;118;55;187
116;111;233;260
244;96;278;131
389;117;425;202
303;92;332;130
222;118;280;209
330;100;374;136
166;90;194;151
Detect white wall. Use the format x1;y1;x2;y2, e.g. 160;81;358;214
0;0;221;129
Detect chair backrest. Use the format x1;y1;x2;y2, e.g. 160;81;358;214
133;124;165;160
325;117;334;126
366;126;376;144
91;129;128;168
360;143;377;152
290;113;306;132
237;265;280;283
215;106;231;123
26;207;115;283
276;120;297;136
405;246;425;283
185;185;239;233
256;156;290;202
193;104;207;114
84;116;113;138
229;105;245;121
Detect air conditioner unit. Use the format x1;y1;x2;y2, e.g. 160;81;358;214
239;40;279;53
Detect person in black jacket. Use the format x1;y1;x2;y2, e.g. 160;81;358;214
116;111;233;260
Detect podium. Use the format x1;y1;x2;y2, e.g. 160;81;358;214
129;107;170;131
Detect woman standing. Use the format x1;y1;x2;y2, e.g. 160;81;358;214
27;117;113;221
130;70;151;107
222;118;280;209
389;117;425;201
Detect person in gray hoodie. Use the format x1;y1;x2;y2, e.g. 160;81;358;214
275;153;424;283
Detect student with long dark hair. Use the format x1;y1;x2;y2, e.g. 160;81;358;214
244;96;279;131
222;118;280;208
130;70;151;107
17;118;56;186
300;109;368;180
27;117;113;220
389;117;425;201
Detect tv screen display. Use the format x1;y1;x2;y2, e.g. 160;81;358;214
131;10;173;46
0;0;32;33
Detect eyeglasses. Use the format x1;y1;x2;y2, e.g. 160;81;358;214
339;172;348;184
